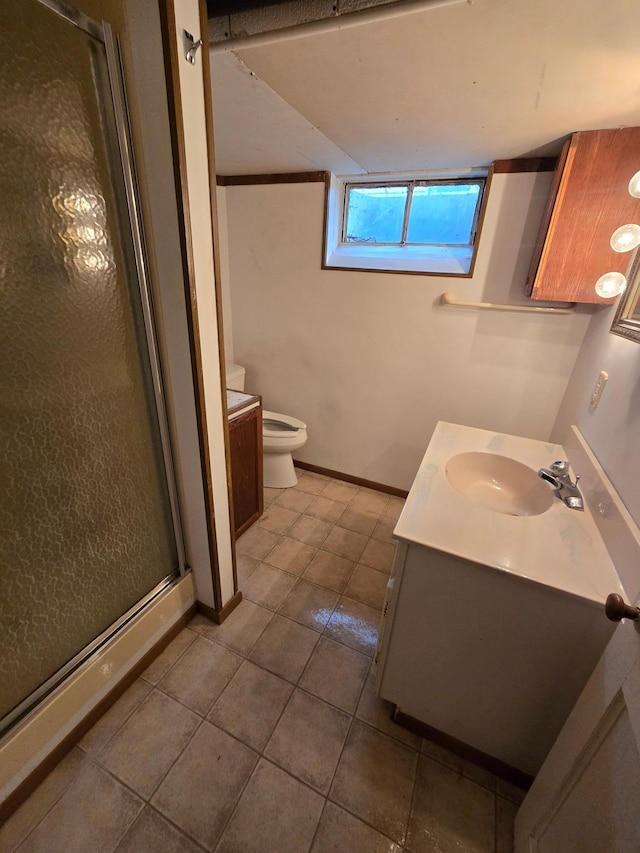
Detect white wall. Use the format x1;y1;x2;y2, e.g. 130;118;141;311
226;172;593;491
552;303;640;525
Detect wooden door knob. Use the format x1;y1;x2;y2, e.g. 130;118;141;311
605;593;640;622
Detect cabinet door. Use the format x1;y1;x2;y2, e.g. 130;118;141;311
229;407;263;537
527;127;640;304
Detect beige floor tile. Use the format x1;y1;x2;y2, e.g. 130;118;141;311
158;636;242;715
349;489;389;515
18;762;142;853
384;496;406;521
406;756;495;853
208;659;293;752
306;495;346;523
312;801;403;853
236;552;260;584
257;504;300;534
356;670;422;750
294;473;329;495
345;564;388;609
288;514;332;548
497;796;518;853
336;506;379;537
360;538;396;573
265;689;351;794
249;614;319;682
242;563;297;610
320;480;359;503
97;689;199;799
236;524;281;560
216;758;324;853
275;488;316;513
278;579;340;632
372;516;397;544
79;679;151;757
152;722;258;850
299;637;370;713
330;720;418;844
264;487;284;506
303;550;356;593
323;596;381;657
0;748;87;852
117;806;202;853
264;536;317;575
322;526;369;562
140;627;197;685
420;738;496;792
190;601;273;656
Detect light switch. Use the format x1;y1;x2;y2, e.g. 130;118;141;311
590;370;608;409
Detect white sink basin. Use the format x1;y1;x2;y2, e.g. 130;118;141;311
445;451;555;517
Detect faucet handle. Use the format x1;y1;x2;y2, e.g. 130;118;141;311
550;460;570;474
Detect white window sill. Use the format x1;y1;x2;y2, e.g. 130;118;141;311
324;243;473;275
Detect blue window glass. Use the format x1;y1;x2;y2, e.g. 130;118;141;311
344;185;408;243
407;183;481;245
343;179;484;247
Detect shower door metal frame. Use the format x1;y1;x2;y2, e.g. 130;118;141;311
1;0;189;736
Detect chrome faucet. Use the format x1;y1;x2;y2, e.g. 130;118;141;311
538;460;584;510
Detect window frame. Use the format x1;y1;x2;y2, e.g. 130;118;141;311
323;167;493;277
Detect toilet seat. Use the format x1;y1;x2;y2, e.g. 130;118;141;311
262;410;306;439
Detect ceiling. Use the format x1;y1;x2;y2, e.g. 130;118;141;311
209;0;640;176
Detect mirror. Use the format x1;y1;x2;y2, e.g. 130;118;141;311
611;250;640;343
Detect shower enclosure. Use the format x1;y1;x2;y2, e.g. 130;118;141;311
0;0;186;733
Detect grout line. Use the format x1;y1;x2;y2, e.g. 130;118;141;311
405;733;422;850
113;803;209;853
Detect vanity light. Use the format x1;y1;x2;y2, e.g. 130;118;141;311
595;271;627;299
628;170;640;199
610;223;640;253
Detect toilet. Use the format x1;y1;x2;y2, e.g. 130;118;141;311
226;364;308;489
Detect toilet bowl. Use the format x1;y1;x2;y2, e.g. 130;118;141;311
225;364;308;489
262;410;307;488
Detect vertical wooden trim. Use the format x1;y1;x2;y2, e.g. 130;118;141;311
197;591;243;625
525;138;572;297
158;0;222;609
198;0;238;595
321;171;332;272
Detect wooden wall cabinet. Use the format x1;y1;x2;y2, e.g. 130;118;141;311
228;404;263;537
527;127;640;304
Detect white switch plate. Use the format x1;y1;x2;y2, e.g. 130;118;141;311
590;370;608;409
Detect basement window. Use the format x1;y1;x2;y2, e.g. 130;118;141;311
323;170;491;276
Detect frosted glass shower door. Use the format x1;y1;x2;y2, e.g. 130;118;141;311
0;0;184;730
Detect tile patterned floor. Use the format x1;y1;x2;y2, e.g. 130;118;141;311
1;470;524;853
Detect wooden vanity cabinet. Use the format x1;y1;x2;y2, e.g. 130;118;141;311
228;405;263;537
527;127;640;304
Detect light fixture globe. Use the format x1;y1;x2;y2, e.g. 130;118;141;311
610;224;640;253
629;171;640;199
595;271;627;298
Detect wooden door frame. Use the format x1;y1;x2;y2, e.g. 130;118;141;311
159;0;240;621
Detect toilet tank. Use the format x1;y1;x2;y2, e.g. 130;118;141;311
226;363;246;391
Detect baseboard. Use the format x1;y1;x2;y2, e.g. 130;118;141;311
293;459;409;499
197;590;242;625
0;603;197;825
393;709;534;791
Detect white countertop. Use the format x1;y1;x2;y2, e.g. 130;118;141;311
226;389;260;420
394;421;624;605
